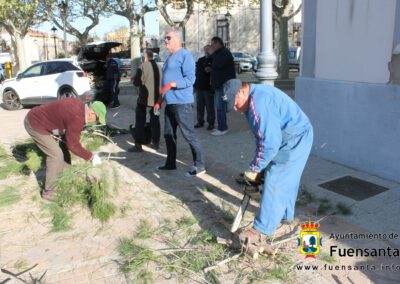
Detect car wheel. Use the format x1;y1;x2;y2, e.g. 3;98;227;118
58;87;77;99
3;90;23;110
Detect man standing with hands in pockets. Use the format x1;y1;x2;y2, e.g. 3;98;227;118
154;30;205;177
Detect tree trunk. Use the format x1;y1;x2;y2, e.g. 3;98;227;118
140;0;145;49
129;18;141;75
15;33;27;73
278;17;289;79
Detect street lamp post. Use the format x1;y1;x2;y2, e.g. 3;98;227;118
51;26;58;58
256;0;278;85
59;0;68;57
225;11;232;49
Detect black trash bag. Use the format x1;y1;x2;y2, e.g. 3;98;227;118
129;123;152;145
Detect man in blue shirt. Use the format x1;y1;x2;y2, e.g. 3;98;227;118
225;79;313;251
154;30;205;177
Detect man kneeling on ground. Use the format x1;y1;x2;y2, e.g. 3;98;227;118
24;98;107;201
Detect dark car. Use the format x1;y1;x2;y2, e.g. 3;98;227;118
77;41;122;104
288;47;301;71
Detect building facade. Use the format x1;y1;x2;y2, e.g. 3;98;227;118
296;0;400;182
158;0;302;59
0;29;67;70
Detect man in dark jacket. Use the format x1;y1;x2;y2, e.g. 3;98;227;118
24;98;106;201
194;45;215;130
131;50;162;152
210;36;236;136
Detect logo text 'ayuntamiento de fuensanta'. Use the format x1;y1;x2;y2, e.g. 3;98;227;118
298;220;323;258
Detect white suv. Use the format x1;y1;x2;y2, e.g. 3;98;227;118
1;59;91;110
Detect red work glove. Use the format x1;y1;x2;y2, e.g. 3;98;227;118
153;101;161;111
161;82;175;95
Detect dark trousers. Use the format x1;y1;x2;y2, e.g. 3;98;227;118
108;79;120;106
163;104;205;169
134;103;160;145
196;89;215;126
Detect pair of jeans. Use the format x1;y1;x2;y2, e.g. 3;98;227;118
24;117;71;192
134;103;160;145
163;104;205;169
196;89;215;126
214;87;228;131
253;127;314;235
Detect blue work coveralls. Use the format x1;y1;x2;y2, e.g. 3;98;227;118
246;84;313;235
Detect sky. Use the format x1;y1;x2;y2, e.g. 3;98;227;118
36;11;160;42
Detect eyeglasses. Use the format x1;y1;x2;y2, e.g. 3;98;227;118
164;36;172;41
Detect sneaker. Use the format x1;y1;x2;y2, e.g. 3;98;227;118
185;166;206;177
194;123;204;128
110;104;120;109
157;165;176;170
41;190;56;202
206;125;215;130
211;129;228;136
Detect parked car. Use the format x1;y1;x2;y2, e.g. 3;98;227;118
113;48;163;77
288;46;301;71
1;59;91;111
120;58;131;77
0;63;5;83
232;51;257;73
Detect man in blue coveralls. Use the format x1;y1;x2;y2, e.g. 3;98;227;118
224;79;313;250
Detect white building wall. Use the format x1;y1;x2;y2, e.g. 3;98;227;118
296;0;400;182
315;0;396;83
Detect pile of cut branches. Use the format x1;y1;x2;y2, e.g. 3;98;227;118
45;161;119;232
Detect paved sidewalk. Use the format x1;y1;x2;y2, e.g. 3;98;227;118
0;81;399;283
102;83;400;283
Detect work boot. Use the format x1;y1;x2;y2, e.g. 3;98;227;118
128;144;143;152
42;190;57;202
239;227;274;255
149;142;159;150
206;124;215;130
239;227;271;244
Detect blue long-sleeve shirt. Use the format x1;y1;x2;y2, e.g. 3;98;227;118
162;48;196;104
246;84;312;173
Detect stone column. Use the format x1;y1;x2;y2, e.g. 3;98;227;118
256;0;278;85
